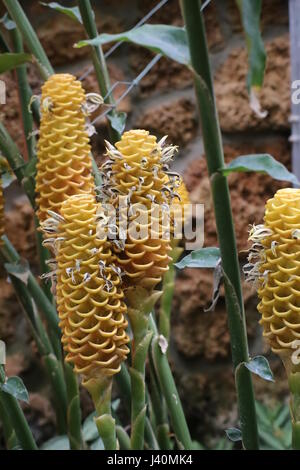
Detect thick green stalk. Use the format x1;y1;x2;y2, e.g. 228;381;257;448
0;395;18;449
126;289;161;450
149;315;192;450
0;366;37;450
180;0;258;450
3;0;53;79
159;246;183;340
149;366;172;450
288;372;300;449
83;376;116;450
116;425;131;450
10;27;51;297
78;0;120;143
11;28;36;161
65;363;82;449
115;364;159;449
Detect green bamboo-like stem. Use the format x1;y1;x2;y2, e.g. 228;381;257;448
78;0;121;143
126;289;161;450
11;28;36;161
180;0;258;450
287;371;300;449
0;366;37;450
115;364;159;449
64;363;83;449
83;376;116;450
149;366;172;449
116;425;131;450
3;0;53;79
0;395;18;449
149;314;192;450
159;246;183;340
10;27;52;298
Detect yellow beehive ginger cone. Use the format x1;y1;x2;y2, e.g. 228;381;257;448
0;178;4;245
36;73;95;224
99;129;182;290
51;193;129;379
245;188;300;368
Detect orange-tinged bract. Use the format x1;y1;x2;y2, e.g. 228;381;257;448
0;178;4;244
56;193;129;379
101;130;174;290
247;188;300;361
36;73;95;224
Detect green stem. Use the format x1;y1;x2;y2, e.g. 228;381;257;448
126;289;161;450
3;0;53;79
288;372;300;449
65;363;82;449
180;0;258;450
78;0;121;143
149;360;172;450
149;315;192;450
115;364;159;449
11;28;36;161
159;246;183;340
83;376;116;450
0;394;18;449
116;425;131;450
0;366;37;450
11;27;51;298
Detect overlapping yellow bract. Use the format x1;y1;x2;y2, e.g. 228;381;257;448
255;188;300;357
0;178;4;244
104;129;173;290
36;73;94;224
56;193;129;379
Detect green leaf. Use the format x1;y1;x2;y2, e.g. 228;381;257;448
220;154;299;185
76;24;190;65
82;411;98;442
175;247;221;269
5;259;30;285
1;376;29;403
41;435;70;450
90;437;105;450
225;427;242;442
41;2;82;23
0;53;32;74
236;0;266;91
107;112;127;136
244;356;274;382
